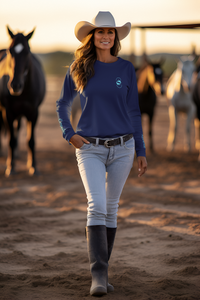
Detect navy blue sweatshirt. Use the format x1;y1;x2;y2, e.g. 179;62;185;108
56;57;146;157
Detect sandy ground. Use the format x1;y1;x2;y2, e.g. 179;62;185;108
0;76;200;300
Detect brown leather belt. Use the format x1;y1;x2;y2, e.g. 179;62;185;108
85;134;133;148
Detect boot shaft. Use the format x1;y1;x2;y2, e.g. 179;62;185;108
86;225;108;296
107;227;117;261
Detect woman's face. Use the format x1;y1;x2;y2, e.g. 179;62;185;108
94;28;115;51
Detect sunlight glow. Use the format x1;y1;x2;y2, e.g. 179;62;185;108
0;0;200;55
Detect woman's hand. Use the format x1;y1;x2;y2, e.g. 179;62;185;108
69;134;90;149
137;156;147;177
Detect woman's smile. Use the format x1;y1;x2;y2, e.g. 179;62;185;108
94;28;115;50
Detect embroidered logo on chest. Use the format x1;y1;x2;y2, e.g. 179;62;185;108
116;77;122;88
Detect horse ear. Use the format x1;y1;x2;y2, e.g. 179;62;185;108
26;28;35;41
7;26;15;39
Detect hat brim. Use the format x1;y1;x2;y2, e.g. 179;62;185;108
75;21;131;42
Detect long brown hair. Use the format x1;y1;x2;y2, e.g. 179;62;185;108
70;29;121;93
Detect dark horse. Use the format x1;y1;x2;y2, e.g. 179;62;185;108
0;27;46;176
136;58;164;152
0;49;7;156
192;64;200;161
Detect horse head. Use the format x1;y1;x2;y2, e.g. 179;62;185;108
166;57;196;100
6;26;35;96
179;57;196;92
137;57;165;95
152;60;165;95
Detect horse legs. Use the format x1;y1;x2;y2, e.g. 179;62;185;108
167;105;177;151
13;118;21;158
27;111;38;175
5;113;18;176
185;104;196;152
194;118;200;161
148;112;154;152
0;108;7;157
0;111;3;156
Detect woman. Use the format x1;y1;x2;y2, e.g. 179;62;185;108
56;11;147;296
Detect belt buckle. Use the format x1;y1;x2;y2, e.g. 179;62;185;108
104;139;112;148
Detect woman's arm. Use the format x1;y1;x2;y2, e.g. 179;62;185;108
56;67;77;142
126;64;146;158
137;156;147;177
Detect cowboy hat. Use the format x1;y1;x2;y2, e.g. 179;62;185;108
75;11;131;42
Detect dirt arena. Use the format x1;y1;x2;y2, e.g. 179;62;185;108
0;76;200;300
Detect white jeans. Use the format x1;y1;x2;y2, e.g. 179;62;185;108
75;137;135;228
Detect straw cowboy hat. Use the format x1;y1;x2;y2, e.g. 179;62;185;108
75;11;131;42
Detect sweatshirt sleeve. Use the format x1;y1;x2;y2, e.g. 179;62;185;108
126;64;146;157
56;67;77;142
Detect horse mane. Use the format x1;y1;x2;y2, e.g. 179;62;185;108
0;50;7;62
166;67;182;99
0;50;14;79
137;65;155;93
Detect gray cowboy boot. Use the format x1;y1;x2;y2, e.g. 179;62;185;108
107;227;117;293
86;225;108;296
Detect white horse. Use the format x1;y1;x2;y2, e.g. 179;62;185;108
166;57;196;152
192;64;200;161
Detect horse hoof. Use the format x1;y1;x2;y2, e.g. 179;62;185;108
5;168;16;177
166;145;174;152
29;167;40;176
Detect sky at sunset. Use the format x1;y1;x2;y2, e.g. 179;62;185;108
0;0;200;55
